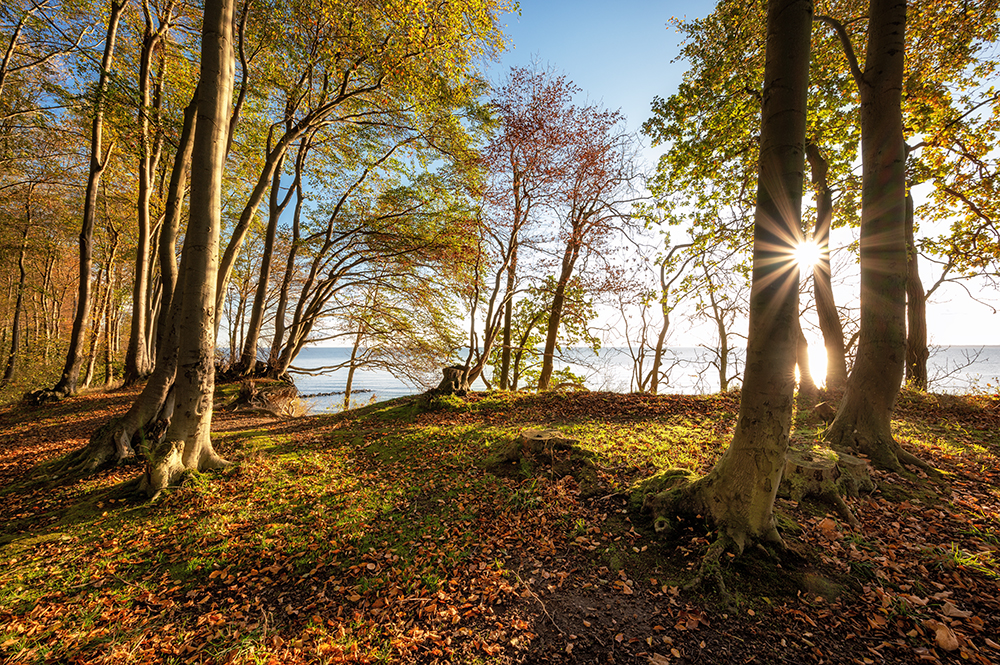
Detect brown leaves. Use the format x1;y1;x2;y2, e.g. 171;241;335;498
922;619;960;651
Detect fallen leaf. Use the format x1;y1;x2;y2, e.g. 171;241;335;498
922;619;959;651
940;601;971;618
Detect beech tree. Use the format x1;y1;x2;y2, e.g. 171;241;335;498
643;0;859;392
41;0;509;482
140;0;233;496
645;0;812;564
122;0;184;385
459;66;570;390
820;0;936;472
534;89;640;390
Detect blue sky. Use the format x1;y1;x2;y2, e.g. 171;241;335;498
491;0;715;165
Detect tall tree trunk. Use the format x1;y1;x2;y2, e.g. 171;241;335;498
52;0;127;397
796;317;818;398
142;0;234;497
805;142;848;391
499;279;514;389
344;325;364;410
82;265;107;388
904;192;928;390
648;263;672;396
238;150;294;375
125;3;171;385
104;283;116;385
268;138;308;376
823;0;931;472
156;84;199;352
646;0;811;554
1;222;29;387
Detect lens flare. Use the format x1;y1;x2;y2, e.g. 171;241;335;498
792;240;822;270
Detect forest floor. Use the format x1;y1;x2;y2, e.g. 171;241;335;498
0;385;999;665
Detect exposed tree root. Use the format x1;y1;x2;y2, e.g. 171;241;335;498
22;387;72;406
825;422;938;477
683;535;732;605
636;469;789;604
487;429;607;498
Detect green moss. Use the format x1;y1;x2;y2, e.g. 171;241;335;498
628;467;698;513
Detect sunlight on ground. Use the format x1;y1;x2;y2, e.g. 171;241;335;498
793;240;822;270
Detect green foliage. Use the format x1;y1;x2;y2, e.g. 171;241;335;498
488;276;600;390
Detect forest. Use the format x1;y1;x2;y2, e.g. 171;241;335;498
1;0;999;663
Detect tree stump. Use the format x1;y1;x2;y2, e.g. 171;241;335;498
810;401;837;423
435;365;470;395
225;379;300;418
486;429;606;498
780;443;873;527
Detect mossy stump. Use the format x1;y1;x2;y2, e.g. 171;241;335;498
486;428;605;498
779;442;873;527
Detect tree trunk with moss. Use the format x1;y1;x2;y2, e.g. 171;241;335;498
645;0;812;554
822;0;930;473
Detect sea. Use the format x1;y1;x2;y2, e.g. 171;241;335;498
289;346;1000;414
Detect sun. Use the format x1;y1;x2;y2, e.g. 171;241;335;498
792;240;823;270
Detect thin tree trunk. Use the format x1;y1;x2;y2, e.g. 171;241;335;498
2;222;29;386
82;265;107;388
238;149;295;375
805;142;848;390
156;84;199;351
344;326;363;410
904;192;928;390
499;277;514;389
649;263;672;396
537;242;580;390
52;0;127;397
268;139;308;376
125;1;172;385
796;318;817;398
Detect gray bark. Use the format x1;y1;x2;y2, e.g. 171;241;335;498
904;193;928;390
143;0;235;497
823;0;931;472
805;142;848;390
646;0;812;552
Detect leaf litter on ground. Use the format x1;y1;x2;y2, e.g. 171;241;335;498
0;387;997;663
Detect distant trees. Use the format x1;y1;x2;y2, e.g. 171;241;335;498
52;0;128;397
12;0;510;485
459;66;642;392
